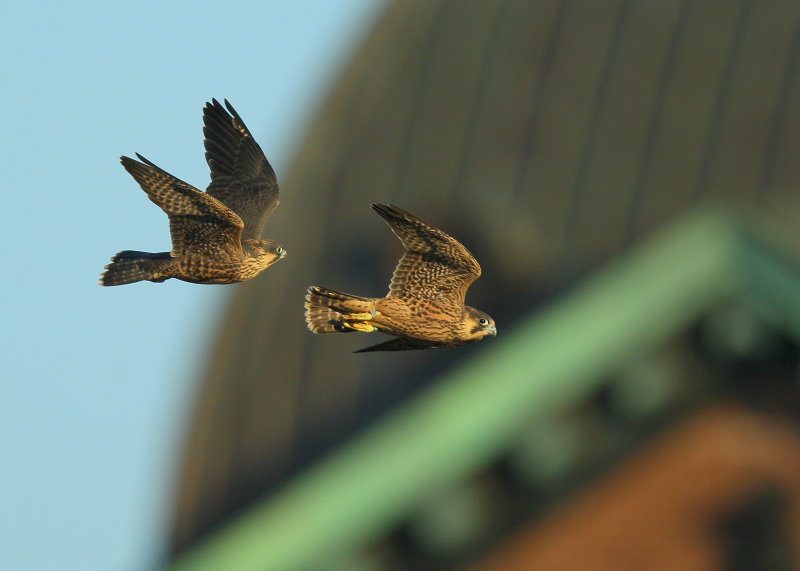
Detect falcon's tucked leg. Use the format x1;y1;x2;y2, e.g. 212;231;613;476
340;311;379;321
342;308;381;332
342;321;378;332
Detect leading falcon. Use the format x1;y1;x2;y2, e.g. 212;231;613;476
100;99;285;286
305;204;496;352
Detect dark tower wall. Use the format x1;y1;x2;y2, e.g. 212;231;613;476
170;0;800;555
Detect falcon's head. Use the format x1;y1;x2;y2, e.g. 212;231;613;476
245;238;287;269
463;306;497;341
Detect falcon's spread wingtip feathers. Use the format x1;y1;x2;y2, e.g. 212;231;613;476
202;98;279;240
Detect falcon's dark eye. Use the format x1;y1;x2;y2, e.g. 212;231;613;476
276;246;284;254
478;317;488;326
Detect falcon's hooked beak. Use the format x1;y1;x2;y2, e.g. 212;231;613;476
487;324;497;336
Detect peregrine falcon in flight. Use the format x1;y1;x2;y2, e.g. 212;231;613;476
100;99;285;286
305;204;496;352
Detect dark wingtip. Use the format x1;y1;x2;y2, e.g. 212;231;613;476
204;98;247;135
206;98;223;111
119;155;140;174
371;203;395;217
371;203;414;223
353;341;397;353
133;152;156;166
352;338;397;352
205;98;240;119
120;154;157;174
204;98;227;120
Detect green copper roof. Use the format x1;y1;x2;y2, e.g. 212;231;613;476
171;208;800;571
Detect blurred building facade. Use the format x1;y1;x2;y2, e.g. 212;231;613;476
168;1;800;568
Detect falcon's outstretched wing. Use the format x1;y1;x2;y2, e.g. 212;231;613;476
120;154;243;258
203;99;280;240
372;204;481;305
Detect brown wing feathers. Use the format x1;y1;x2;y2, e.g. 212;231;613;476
119;154;244;257
371;204;480;303
203;99;264;179
202;99;280;240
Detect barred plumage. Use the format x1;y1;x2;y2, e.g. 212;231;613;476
100;99;286;286
305;204;496;352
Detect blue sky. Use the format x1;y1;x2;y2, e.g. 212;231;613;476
0;1;384;569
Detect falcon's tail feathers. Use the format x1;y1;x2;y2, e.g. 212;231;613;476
304;286;372;333
100;251;173;286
